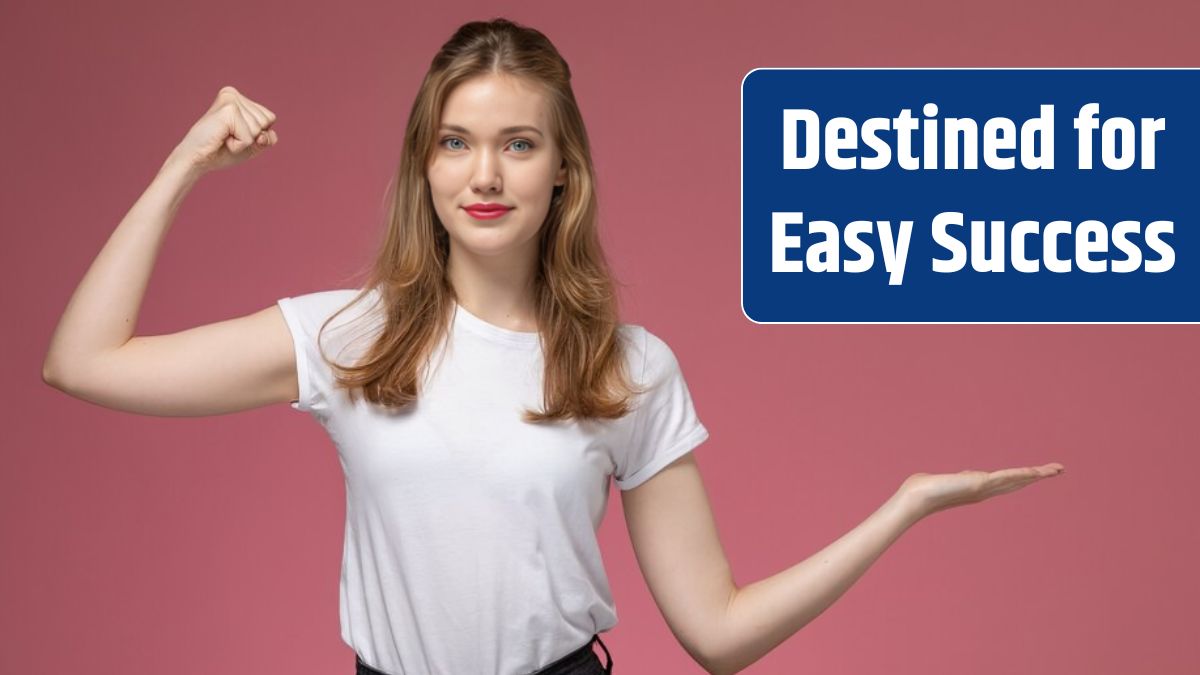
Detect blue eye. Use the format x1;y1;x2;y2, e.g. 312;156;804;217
440;137;534;152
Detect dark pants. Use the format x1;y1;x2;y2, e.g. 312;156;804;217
354;633;613;675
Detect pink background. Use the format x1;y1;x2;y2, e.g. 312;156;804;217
4;0;1198;673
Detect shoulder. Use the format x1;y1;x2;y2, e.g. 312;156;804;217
279;288;368;315
278;287;382;325
276;287;384;356
617;323;683;386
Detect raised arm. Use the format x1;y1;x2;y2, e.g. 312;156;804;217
42;86;293;417
622;451;1065;675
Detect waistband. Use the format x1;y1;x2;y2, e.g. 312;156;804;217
353;633;613;675
531;633;612;674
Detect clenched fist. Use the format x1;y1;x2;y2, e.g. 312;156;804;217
171;85;278;176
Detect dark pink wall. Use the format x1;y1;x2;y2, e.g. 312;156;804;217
4;0;1197;673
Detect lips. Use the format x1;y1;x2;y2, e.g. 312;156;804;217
463;204;513;219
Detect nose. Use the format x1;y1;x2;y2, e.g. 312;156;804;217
469;147;502;194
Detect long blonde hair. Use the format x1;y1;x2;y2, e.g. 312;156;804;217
317;17;643;423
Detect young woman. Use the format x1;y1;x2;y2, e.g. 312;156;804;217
42;18;1065;675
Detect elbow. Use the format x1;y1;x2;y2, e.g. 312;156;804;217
42;360;61;388
42;345;64;386
42;357;74;391
683;627;740;674
677;630;736;675
692;589;746;675
697;652;742;675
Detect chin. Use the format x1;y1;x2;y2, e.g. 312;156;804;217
450;231;531;258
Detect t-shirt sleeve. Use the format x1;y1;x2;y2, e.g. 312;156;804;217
613;328;710;491
276;288;374;416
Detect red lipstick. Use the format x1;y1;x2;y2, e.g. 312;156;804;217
463;203;513;220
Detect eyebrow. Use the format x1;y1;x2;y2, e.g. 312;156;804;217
439;124;545;138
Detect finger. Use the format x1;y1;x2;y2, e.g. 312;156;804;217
1027;463;1064;478
244;98;276;128
209;85;239;114
254;129;276;147
990;481;1034;497
988;467;1042;482
992;466;1060;493
238;104;271;147
980;469;1042;496
239;97;270;132
223;102;255;153
980;463;1063;476
241;101;275;146
982;475;1037;497
232;97;263;138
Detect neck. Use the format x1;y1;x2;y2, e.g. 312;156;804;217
446;240;540;332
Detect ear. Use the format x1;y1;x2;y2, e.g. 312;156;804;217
555;159;567;187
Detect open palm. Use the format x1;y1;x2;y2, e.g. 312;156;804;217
901;463;1066;516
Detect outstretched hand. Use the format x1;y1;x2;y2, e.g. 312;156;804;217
900;463;1066;518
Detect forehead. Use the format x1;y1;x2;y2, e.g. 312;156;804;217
440;73;551;133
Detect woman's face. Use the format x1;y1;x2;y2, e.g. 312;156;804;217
427;72;567;263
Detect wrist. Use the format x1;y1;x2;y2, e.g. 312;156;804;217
157;148;205;187
886;483;931;527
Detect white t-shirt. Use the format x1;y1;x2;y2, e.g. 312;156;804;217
275;287;709;675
